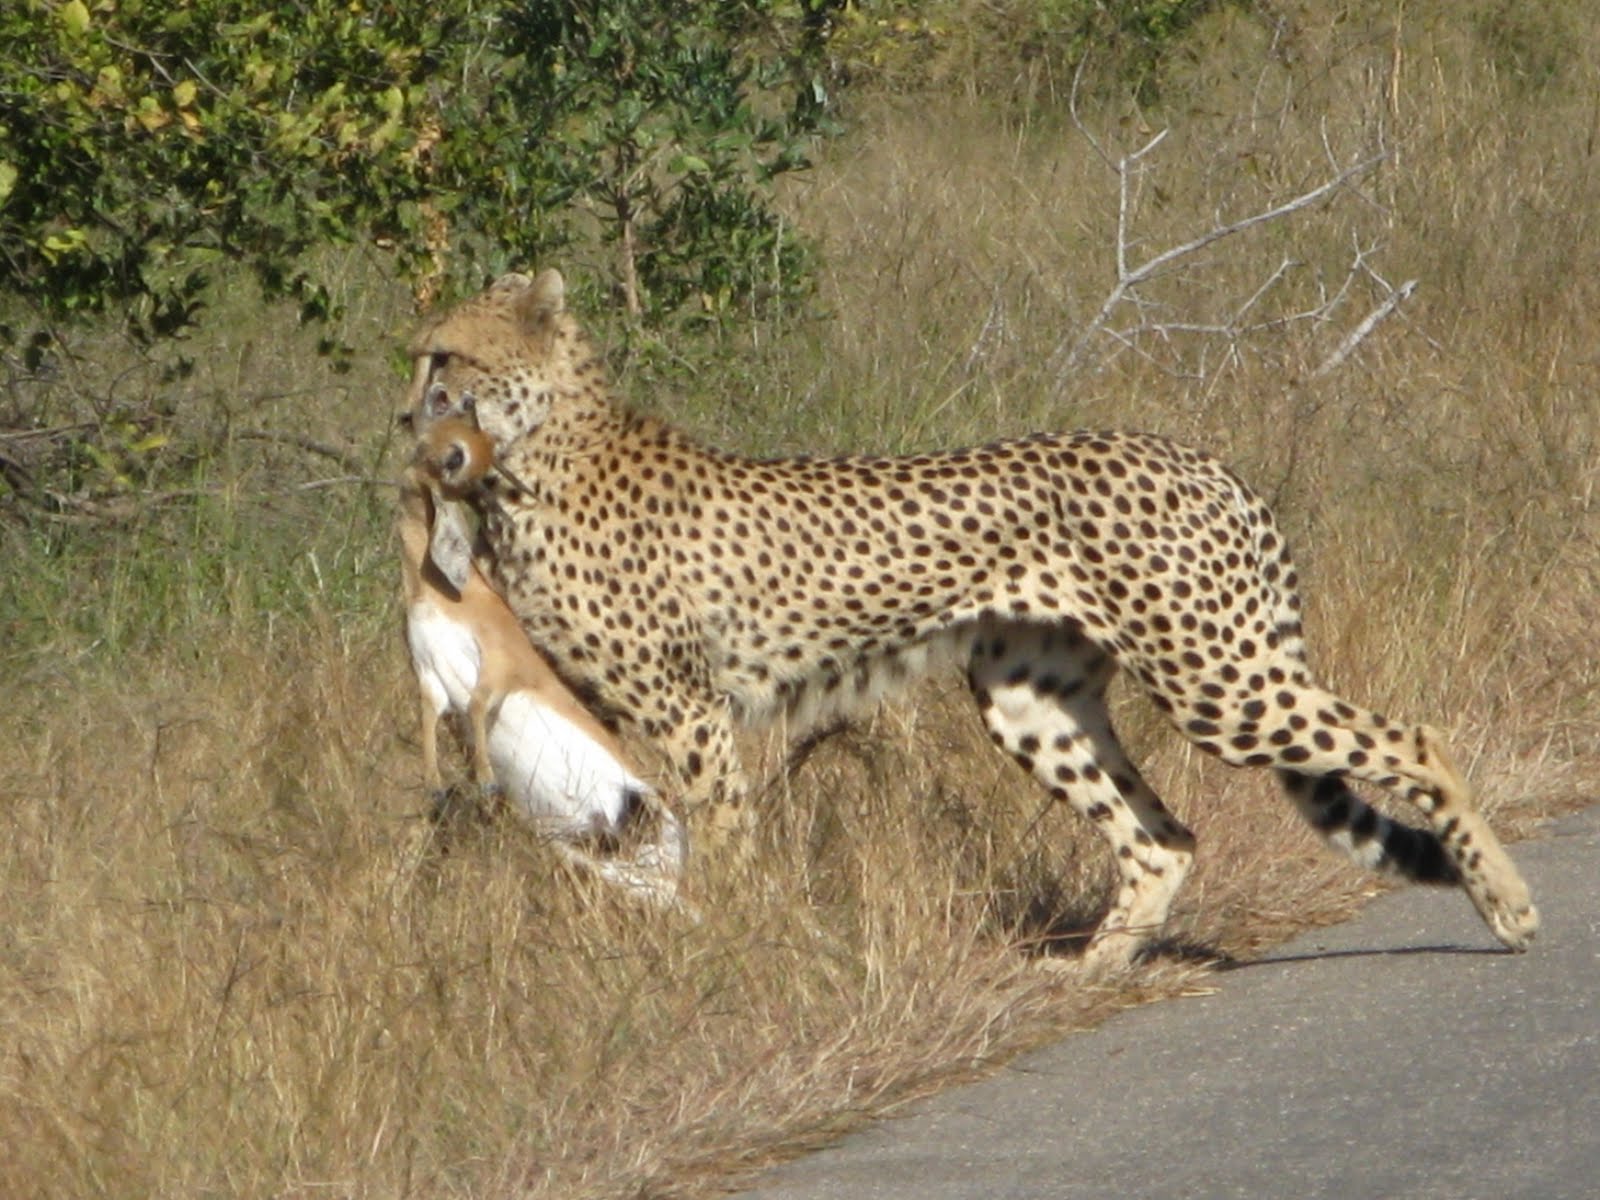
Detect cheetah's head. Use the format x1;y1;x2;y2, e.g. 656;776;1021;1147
402;269;599;448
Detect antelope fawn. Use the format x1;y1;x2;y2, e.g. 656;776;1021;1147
398;416;685;902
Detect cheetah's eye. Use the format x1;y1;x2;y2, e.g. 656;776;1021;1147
459;391;477;414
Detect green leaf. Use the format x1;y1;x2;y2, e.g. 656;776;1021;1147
57;0;90;36
41;228;88;259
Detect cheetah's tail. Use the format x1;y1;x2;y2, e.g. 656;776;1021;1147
1278;771;1459;884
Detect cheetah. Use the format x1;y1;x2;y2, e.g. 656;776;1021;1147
401;269;1538;967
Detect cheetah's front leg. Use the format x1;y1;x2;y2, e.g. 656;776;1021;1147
654;693;755;866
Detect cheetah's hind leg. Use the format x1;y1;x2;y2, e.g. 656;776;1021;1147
969;621;1198;973
1193;680;1539;952
1274;723;1537;950
1411;725;1538;950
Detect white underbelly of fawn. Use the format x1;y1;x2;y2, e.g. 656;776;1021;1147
407;605;645;838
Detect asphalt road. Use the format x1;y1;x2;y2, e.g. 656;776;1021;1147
741;805;1600;1200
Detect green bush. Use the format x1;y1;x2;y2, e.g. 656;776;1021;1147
0;0;830;349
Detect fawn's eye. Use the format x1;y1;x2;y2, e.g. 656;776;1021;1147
442;445;466;474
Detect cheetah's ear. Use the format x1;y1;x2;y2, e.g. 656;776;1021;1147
489;272;533;293
508;268;566;348
426;493;476;596
527;268;565;314
509;268;563;328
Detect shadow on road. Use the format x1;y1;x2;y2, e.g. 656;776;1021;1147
1222;941;1512;970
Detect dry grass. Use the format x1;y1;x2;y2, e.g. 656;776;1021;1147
3;3;1599;1196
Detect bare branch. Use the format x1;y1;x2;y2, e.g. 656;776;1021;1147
1230;257;1298;326
1103;257;1306;358
1308;278;1417;380
1051;135;1389;382
961;282;1010;377
5;485;221;525
0;422;100;445
1115;129;1170;285
294;475;393;491
233;428;368;474
1066;57;1115;171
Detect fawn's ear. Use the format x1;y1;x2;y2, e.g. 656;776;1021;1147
427;493;476;595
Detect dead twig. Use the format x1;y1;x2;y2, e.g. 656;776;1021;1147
233;428;368;474
1307;277;1417;380
4;484;223;525
1051;149;1385;381
0;422;101;445
1056;60;1391;386
294;475;393;491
